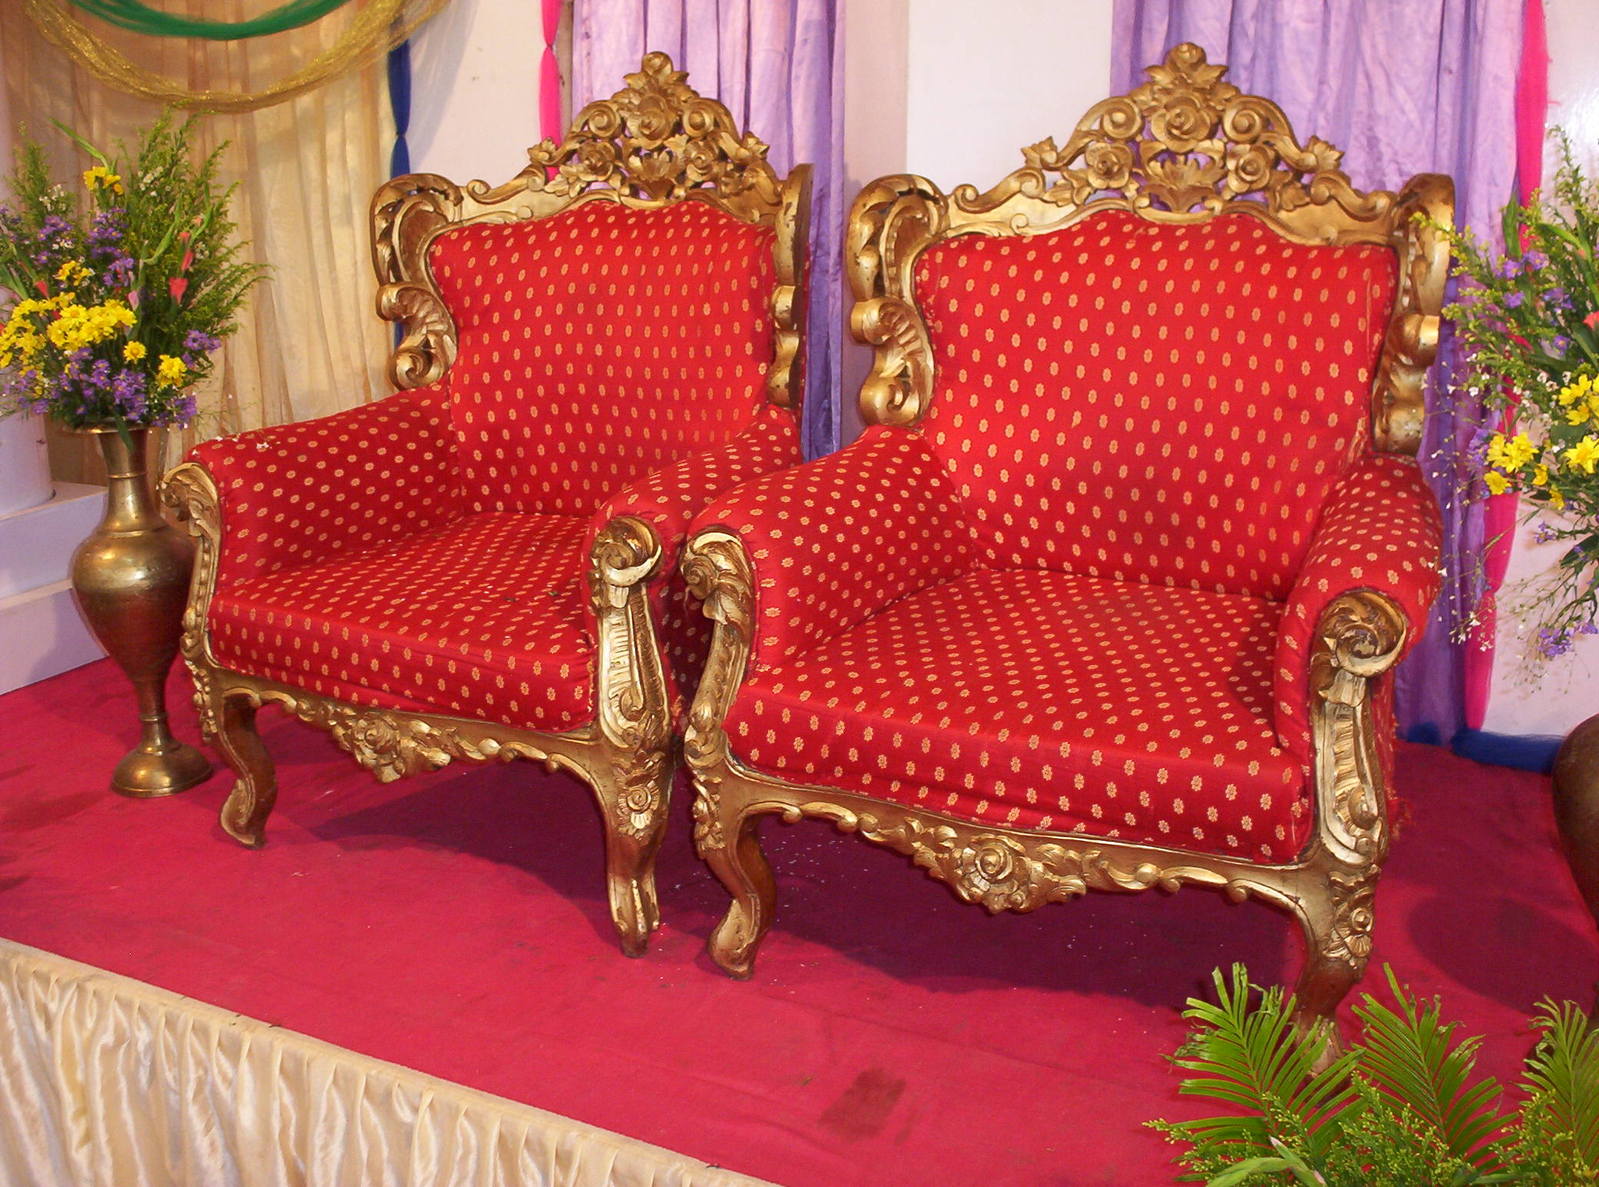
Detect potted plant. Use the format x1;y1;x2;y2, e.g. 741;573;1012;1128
1151;965;1599;1184
0;114;262;796
1438;132;1599;945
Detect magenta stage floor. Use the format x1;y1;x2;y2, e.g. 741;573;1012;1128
1;659;1592;1184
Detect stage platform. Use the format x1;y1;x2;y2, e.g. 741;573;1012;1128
1;659;1594;1184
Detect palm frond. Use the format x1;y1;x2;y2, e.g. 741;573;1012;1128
1166;965;1358;1166
1350;968;1509;1170
1522;997;1599;1170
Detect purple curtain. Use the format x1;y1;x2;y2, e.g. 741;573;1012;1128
571;0;844;459
1113;0;1524;741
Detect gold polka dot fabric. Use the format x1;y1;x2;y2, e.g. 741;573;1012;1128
209;512;594;730
726;568;1307;861
915;211;1396;599
191;385;463;588
587;404;802;716
1274;455;1442;762
691;209;1445;869
432;200;778;517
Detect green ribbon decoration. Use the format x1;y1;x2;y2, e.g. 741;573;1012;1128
66;0;354;40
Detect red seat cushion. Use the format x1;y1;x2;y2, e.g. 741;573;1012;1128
725;569;1310;863
209;512;595;732
431;200;778;517
914;210;1397;599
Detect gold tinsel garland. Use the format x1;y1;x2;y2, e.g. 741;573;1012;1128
23;0;448;113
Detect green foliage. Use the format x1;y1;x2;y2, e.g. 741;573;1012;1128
1151;965;1599;1185
0;112;265;430
1438;129;1599;659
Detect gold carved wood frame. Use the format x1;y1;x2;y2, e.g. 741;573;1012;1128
163;53;811;958
682;44;1452;1039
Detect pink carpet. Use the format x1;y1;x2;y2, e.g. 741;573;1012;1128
0;658;1593;1185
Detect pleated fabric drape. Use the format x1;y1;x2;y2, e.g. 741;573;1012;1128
571;0;845;459
1111;0;1525;743
0;0;394;471
0;939;770;1187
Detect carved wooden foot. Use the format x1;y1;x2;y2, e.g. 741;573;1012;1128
1287;879;1370;1071
213;694;277;848
592;764;671;958
696;793;776;978
1552;713;1599;1013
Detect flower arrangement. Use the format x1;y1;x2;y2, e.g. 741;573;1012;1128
1151;965;1599;1185
1444;132;1599;659
0;115;262;431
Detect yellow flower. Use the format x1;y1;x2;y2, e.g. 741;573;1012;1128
1559;374;1596;407
1484;469;1513;496
155;354;188;389
1564;436;1599;475
1486;433;1510;468
82;166;123;194
54;260;92;287
122;341;147;362
44;300;135;353
1551;486;1567;510
1503;432;1538;470
1533;463;1550;486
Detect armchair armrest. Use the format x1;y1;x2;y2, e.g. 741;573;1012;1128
685;426;977;673
175;383;462;587
585;405;801;582
1274;454;1442;762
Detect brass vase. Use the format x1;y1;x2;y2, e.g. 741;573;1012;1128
70;427;212;797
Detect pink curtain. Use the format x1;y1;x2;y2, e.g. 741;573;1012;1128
571;0;844;459
1113;0;1526;743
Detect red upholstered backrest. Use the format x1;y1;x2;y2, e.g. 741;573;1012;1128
430;200;777;516
913;209;1397;599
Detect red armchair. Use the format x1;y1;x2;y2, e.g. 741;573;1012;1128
681;44;1450;1036
161;53;810;956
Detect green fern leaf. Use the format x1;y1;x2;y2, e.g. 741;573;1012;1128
1350;967;1510;1171
1522;998;1599;1170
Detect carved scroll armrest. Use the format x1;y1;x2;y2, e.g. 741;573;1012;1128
1273;454;1442;762
682;427;978;675
1308;591;1407;868
588;516;671;765
173;385;463;587
680;529;756;770
583;405;801;592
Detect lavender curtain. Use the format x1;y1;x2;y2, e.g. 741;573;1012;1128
1113;0;1524;741
571;0;844;459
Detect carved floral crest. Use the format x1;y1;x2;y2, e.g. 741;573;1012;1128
1015;42;1373;216
526;51;783;204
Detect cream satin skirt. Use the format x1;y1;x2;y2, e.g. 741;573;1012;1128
0;939;767;1187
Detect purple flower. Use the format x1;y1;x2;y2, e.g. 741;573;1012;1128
1535;522;1561;544
1496;256;1524;280
182;329;221;356
87;207;124;254
110;368;147;420
1547;334;1572;358
1547;287;1572;309
1505;291;1525;309
1580;621;1599;637
102;254;135;289
1538;627;1574;658
1524;250;1549;271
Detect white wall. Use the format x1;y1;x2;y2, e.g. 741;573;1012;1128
837;0;1114;439
903;0;1112;190
407;0;544;185
1482;0;1599;739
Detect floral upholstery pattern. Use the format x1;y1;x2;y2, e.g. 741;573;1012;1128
588;403;801;711
431;200;778;517
726;569;1309;861
694;213;1439;870
191;198;795;728
189;383;461;588
210;512;594;731
1274;455;1443;762
916;211;1397;598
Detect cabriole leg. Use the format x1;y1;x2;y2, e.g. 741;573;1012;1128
695;787;776;978
214;694;277;848
1287;865;1375;1067
591;761;672;958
